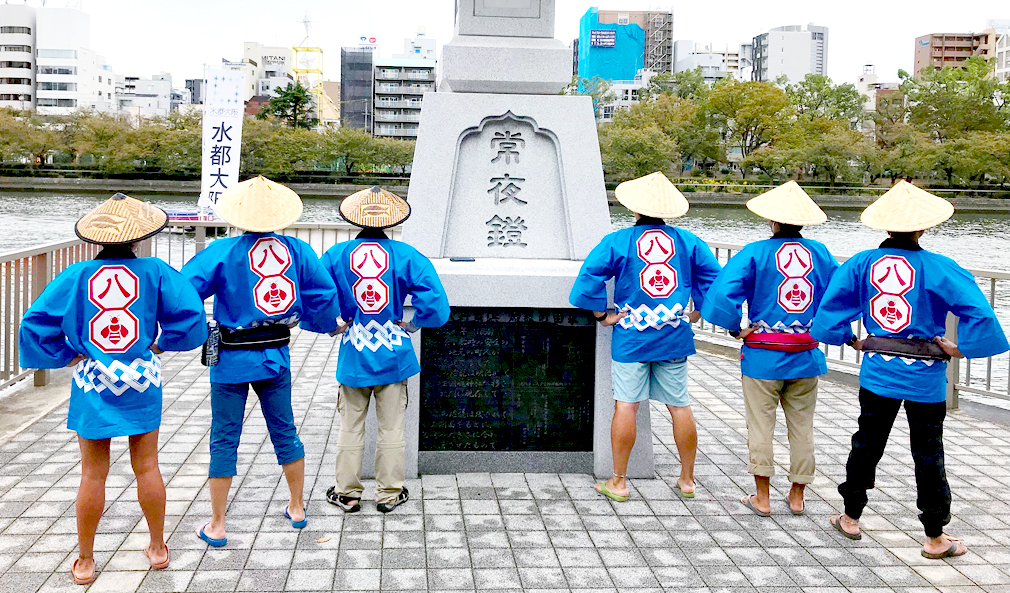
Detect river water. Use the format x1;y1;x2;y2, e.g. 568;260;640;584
4;192;1008;272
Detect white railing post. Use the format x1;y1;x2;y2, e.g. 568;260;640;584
31;252;50;387
945;313;959;410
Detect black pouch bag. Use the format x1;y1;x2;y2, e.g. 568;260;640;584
219;324;291;350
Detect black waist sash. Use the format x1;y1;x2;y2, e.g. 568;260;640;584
861;336;950;361
219;324;291;350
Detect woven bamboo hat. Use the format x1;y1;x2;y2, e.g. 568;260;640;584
860;180;954;232
746;180;827;226
215;176;303;232
614;172;689;219
75;192;168;245
339;186;411;229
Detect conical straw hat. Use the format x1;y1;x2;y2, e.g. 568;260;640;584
614;172;689;219
860;180;954;232
75;192;168;245
339;186;411;229
215;176;303;233
746;180;826;226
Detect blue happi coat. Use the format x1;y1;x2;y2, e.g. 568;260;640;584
182;233;339;384
569;222;721;363
702;234;839;380
321;233;450;388
811;239;1009;403
19;250;207;439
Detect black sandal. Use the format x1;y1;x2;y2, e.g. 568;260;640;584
830;514;861;540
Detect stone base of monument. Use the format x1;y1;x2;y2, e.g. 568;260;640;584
355;259;656;480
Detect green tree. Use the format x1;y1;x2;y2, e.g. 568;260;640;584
639;68;707;101
785;74;867;126
562;75;617;120
707;80;792;158
598;122;678;179
375;137;415;174
899;56;1007;141
612;94;721;174
258;82;317;129
319;126;380;175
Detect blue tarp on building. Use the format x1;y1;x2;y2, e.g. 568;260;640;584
576;7;645;82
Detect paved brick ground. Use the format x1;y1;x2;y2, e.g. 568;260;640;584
1;329;1010;592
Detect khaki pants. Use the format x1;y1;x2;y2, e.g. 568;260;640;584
335;381;407;504
741;375;818;484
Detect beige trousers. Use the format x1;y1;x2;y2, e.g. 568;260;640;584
335;381;407;504
741;375;818;484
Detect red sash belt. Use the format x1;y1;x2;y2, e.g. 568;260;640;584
743;331;819;353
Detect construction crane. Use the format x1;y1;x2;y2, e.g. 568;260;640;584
293;12;325;124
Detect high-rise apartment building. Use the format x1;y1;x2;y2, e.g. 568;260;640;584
752;24;828;83
913;29;997;76
185;78;205;104
0;4;35;110
340;46;375;130
372;56;434;138
576;7;673;82
35;7;116;115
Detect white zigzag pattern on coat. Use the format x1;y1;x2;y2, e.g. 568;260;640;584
73;355;162;395
751;320;813;334
343;320;409;352
618;303;692;331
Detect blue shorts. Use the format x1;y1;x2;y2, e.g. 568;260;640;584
612;358;690;407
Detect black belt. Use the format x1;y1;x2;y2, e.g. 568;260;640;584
861;336;950;361
219;324;291;350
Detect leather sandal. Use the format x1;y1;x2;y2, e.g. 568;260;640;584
71;556;95;585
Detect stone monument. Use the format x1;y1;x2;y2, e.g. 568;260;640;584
360;0;656;479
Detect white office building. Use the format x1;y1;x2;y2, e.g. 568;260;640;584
752;24;828;83
394;29;436;59
35;7;116;114
116;72;172;118
0;3;35;110
598;69;657;122
673;41;752;81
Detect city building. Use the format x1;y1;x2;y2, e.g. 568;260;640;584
35;7;116;114
997;33;1010;82
598;69;657;122
752;24;828;83
913;29;997;77
0;3;36;110
340;46;375;130
672;41;753;81
185;78;204;104
855;65;899;135
576;7;673;82
372;55;435;138
116;72;172;118
395;29;435;59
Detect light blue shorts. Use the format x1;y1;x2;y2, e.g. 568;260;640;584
612;358;690;407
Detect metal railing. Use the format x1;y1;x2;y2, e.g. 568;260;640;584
3;227;1008;410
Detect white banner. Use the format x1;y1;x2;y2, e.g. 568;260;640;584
198;69;246;212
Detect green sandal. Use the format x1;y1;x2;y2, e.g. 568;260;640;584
674;482;696;499
594;474;628;502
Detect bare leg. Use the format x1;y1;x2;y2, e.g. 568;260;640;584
668;405;698;492
749;475;772;513
76;436;111;579
203;477;232;540
605;401;639;495
788;483;806;513
129;430;168;565
281;458;305;522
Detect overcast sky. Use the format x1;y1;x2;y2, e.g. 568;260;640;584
68;0;1002;86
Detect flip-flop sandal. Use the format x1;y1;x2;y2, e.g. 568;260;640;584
196;523;228;548
830;514;861;540
594;481;628;502
144;545;170;570
71;557;95;585
675;482;696;499
285;505;308;529
787;498;805;515
922;538;967;559
741;494;771;517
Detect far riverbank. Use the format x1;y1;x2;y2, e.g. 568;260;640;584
2;176;1008;213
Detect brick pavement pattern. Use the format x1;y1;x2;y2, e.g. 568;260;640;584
1;329;1009;592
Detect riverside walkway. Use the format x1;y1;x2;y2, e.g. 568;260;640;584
1;330;1009;593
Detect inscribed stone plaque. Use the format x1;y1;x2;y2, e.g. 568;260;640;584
420;307;595;452
442;112;572;259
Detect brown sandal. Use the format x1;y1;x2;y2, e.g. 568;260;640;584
144;545;170;570
71;556;96;585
